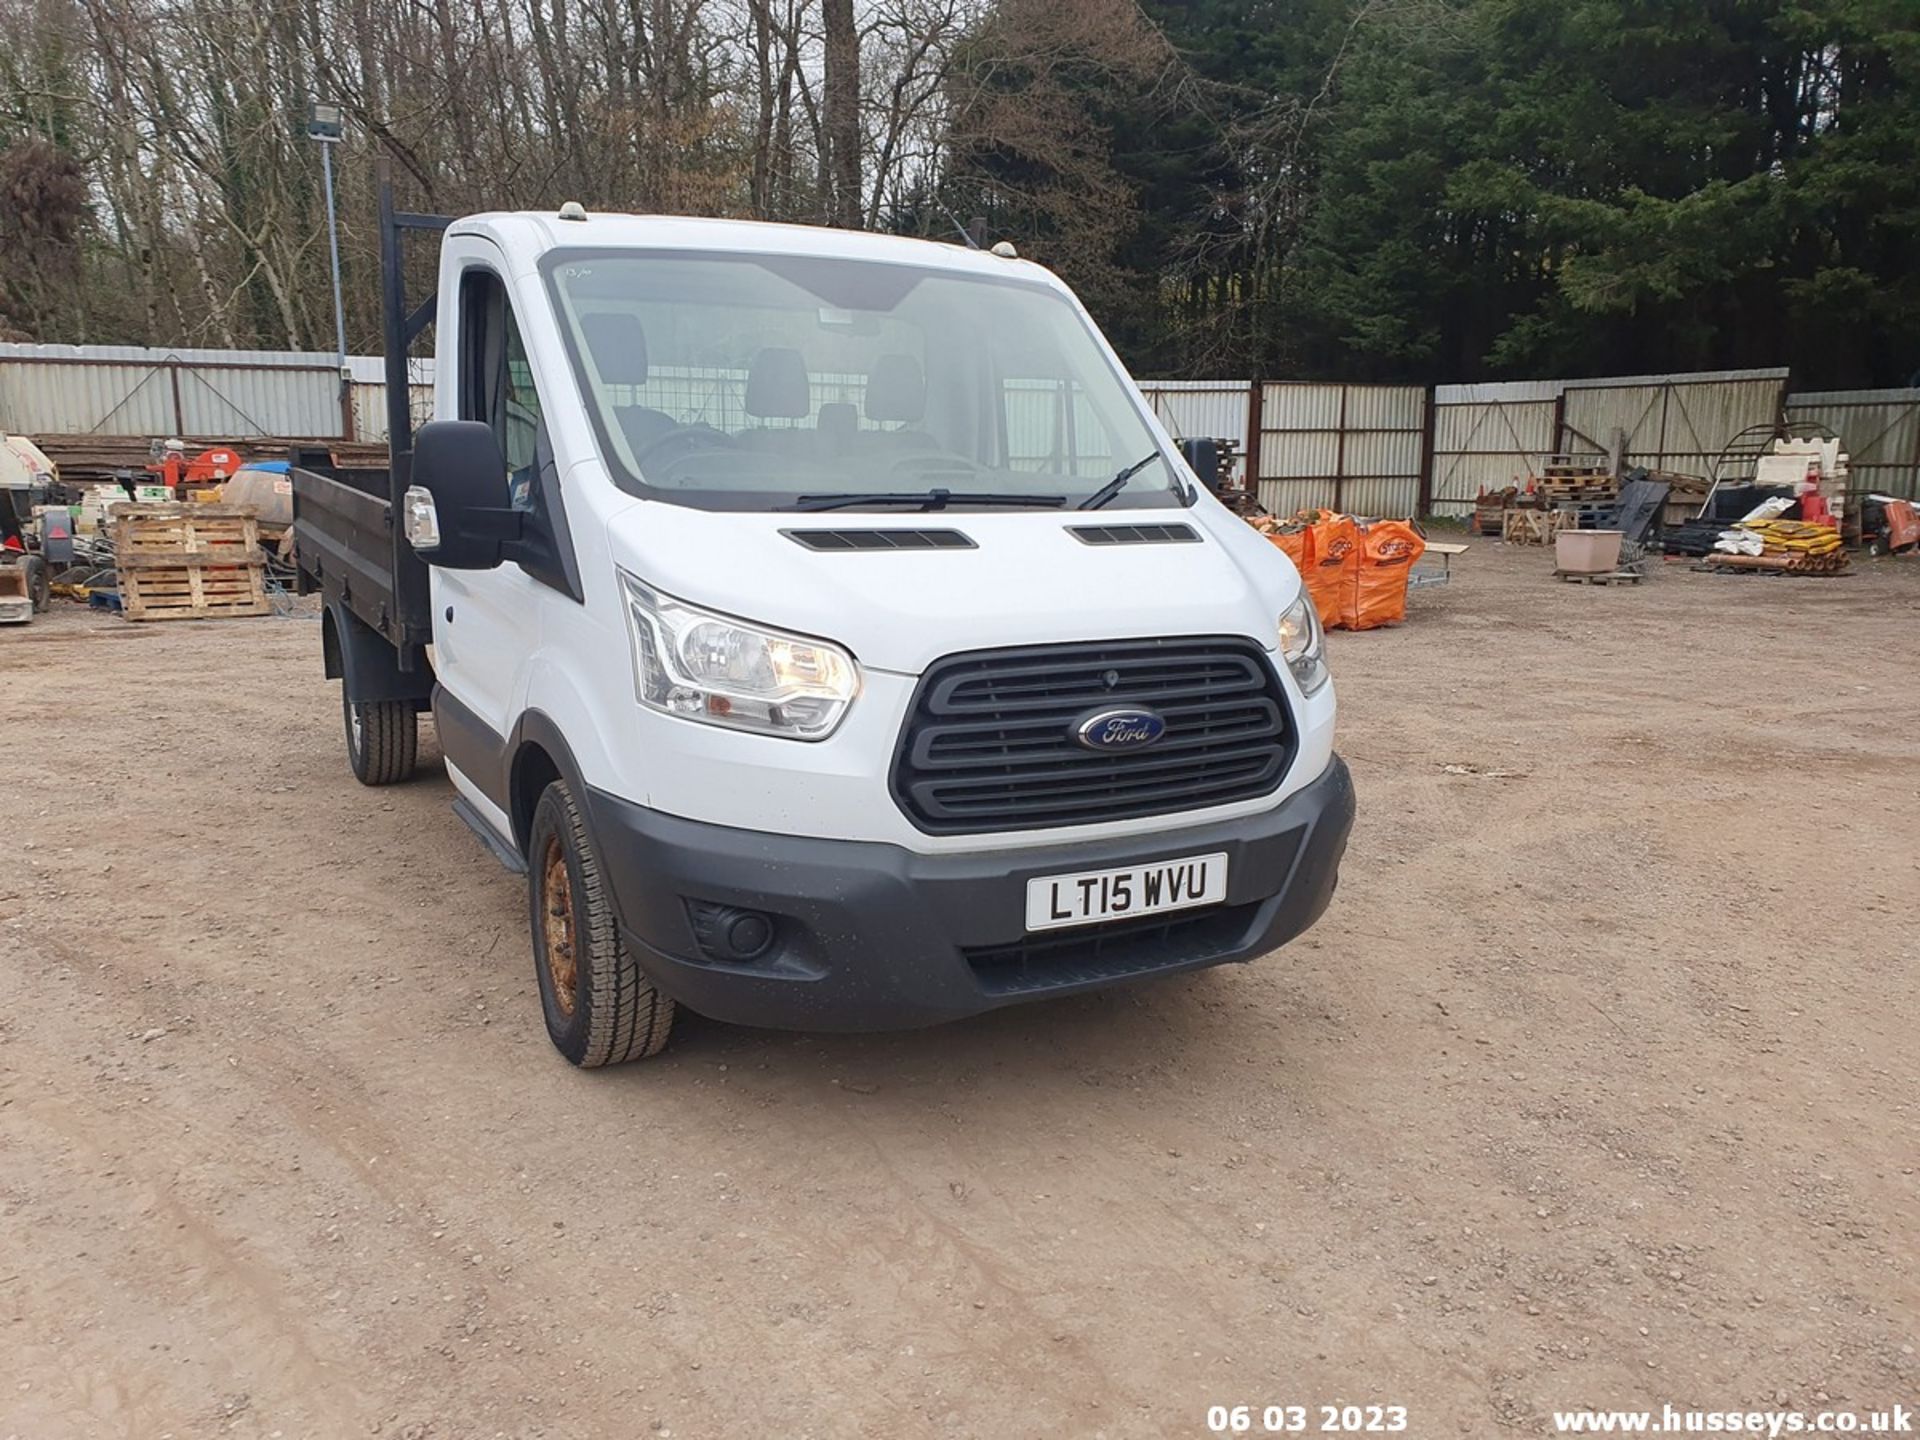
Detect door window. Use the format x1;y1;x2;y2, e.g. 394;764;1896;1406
460;269;546;506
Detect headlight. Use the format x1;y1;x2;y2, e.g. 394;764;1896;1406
619;573;860;740
1277;594;1330;697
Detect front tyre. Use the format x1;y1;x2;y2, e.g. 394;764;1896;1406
528;779;674;1066
25;556;50;613
342;689;418;786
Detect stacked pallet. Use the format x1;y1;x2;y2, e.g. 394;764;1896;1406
1473;486;1518;536
1536;461;1619;531
1538;460;1615;494
1502;507;1574;545
110;503;271;620
1646;468;1710;529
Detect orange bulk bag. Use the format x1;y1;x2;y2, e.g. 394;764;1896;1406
1261;522;1315;576
1302;511;1358;629
1348;519;1426;630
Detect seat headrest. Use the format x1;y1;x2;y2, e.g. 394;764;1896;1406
581;313;649;386
865;353;926;423
816;402;858;436
745;347;811;419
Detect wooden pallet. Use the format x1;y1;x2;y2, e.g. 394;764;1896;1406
111;503;270;621
1543;499;1620;522
1555;568;1644;586
1544;455;1610;477
1539;483;1618;502
1502;508;1575;545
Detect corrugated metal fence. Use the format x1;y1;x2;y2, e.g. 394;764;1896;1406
0;343;349;439
1430;368;1797;516
1785;389;1920;500
1429;380;1559;510
0;344;435;444
346;356;436;442
1254;381;1426;517
6;343;1915;507
1136;381;1253;484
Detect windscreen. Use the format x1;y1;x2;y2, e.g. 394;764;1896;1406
543;250;1185;512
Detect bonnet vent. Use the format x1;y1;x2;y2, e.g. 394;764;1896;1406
783;528;976;552
1067;523;1202;546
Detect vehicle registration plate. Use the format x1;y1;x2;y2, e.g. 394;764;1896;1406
1024;852;1229;932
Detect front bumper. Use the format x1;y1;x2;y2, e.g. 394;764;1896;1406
584;755;1354;1032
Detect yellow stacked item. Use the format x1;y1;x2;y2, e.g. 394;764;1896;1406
1736;518;1842;556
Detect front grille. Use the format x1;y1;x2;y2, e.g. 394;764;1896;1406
965;902;1260;996
891;636;1292;834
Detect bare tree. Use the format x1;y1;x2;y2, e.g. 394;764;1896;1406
821;0;860;225
0;0;986;344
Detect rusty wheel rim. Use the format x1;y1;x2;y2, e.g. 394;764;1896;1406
541;835;578;1017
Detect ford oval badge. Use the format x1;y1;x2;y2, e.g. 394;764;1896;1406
1074;707;1167;752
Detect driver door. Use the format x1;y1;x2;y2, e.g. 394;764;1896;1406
430;241;550;758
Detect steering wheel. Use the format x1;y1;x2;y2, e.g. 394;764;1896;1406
632;424;730;469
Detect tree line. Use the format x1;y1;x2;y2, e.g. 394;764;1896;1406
2;0;1915;389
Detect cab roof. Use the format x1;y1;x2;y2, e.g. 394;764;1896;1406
448;210;1052;286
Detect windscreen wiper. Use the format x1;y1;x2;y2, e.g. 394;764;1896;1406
787;488;1068;512
1077;451;1165;510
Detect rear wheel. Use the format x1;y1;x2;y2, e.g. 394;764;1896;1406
342;689;417;786
25;556;49;613
528;779;674;1066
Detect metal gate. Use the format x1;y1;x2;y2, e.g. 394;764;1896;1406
0;343;347;438
1559;369;1786;480
1430;381;1560;516
1254;382;1425;517
1136;380;1253;484
1784;389;1920;500
1431;369;1788;515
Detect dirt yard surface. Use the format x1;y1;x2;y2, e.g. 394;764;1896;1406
3;546;1917;1440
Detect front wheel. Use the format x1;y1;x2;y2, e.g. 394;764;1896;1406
25;556;49;613
528;779;675;1066
342;689;417;786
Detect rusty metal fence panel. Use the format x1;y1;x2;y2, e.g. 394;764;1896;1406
0;343;345;438
1256;381;1425;517
1784;389;1920;500
1430;380;1560;516
1431;369;1789;516
23;346;1901;511
347;356;434;443
1135;380;1252;483
1560;368;1787;483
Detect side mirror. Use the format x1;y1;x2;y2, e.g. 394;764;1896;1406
404;420;518;569
1176;437;1221;493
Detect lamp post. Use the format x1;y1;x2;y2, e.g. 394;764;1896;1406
307;100;351;437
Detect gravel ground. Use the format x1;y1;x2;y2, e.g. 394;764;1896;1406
2;544;1917;1439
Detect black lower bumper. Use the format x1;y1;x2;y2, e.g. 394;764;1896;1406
584;755;1354;1032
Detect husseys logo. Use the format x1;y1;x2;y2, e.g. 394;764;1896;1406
1073;707;1167;752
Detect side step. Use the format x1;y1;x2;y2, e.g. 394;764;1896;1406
452;796;526;874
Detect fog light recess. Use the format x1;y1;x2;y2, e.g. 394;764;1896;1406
686;901;778;963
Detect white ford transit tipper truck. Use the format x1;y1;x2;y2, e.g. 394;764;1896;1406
292;171;1354;1066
